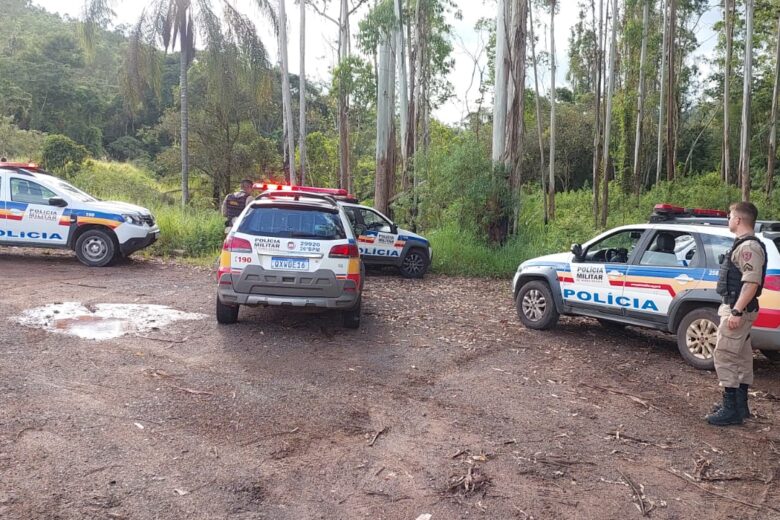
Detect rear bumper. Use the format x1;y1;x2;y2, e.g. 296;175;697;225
217;265;359;308
751;327;780;351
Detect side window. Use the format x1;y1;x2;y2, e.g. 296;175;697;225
640;231;697;267
701;234;734;267
343;206;358;229
584;229;645;263
11;178;56;205
359;209;392;233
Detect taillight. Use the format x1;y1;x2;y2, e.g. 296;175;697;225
223;235;252;253
329;244;360;258
765;275;780;292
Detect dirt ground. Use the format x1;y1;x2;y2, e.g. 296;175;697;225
1;248;779;520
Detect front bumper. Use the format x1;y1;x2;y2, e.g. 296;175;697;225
119;228;159;256
218;265;359;308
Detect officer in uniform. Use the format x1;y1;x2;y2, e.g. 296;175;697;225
707;201;767;426
221;179;255;231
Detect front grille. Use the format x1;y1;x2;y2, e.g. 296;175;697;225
142;215;155;226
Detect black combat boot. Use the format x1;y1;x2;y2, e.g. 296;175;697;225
710;383;752;420
737;384;751;420
707;387;743;426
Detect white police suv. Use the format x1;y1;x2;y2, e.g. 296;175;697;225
0;162;159;267
512;204;780;369
216;189;364;328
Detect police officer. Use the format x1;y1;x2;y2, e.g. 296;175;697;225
221;179;254;230
707;202;767;426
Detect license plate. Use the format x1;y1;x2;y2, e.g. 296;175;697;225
271;257;309;270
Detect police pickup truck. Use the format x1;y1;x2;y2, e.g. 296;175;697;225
0;162;159;266
512;204;780;369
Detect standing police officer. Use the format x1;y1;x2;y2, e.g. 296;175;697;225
707;201;767;426
221;179;255;230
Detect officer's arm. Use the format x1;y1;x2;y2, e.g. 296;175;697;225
733;282;759;313
221;197;228;217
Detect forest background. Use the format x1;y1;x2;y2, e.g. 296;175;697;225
1;0;779;277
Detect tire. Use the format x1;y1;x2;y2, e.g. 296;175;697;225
597;318;627;329
676;307;719;370
399;249;429;278
342;297;361;329
761;350;780;363
216;296;239;324
515;280;560;330
74;228;117;267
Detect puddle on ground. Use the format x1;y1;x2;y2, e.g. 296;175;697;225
14;302;206;340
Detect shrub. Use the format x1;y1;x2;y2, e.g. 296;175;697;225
41;134;89;172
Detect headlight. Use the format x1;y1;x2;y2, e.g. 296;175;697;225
123;214;142;225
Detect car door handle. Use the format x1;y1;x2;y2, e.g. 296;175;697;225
675;274;694;282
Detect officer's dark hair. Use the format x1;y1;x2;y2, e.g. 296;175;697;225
240;179;252;188
730;201;758;225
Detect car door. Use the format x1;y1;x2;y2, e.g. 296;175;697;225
350;206;400;262
623;229;705;325
565;228;647;317
6;176;68;245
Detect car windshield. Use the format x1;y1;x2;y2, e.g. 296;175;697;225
238;206;346;240
52;179;97;203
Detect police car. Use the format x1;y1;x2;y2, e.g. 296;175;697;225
512;204;780;369
0;162;159;267
254;183;433;278
216;188;364;328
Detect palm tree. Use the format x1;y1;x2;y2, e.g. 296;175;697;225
82;0;277;206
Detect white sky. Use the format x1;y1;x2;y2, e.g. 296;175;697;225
33;0;718;125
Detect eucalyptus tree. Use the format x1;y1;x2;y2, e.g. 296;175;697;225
492;0;509;164
528;0;547;223
299;0;307;184
631;0;649;195
723;0;734;184
768;11;780;197
394;0;409;183
738;0;754;200
82;0;277;205
278;0;297;184
506;0;528;202
548;0;557;220
656;0;667;184
600;0;617;227
593;0;603;224
665;0;676;181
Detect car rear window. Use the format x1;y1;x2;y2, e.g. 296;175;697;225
238;206;346;240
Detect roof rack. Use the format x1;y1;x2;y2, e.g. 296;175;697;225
650;203;780;233
255;190;339;207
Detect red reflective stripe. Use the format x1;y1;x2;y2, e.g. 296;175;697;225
558;276;574;283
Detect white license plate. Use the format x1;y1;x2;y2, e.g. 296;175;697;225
271;257;309;270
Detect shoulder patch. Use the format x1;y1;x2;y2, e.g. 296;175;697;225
742;250;752;262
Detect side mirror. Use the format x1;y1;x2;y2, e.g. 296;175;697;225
571;243;583;260
48;196;67;207
390;223;398;234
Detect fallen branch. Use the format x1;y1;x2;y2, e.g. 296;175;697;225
369;427;388;447
62;282;108;289
618;469;649;516
664;468;780;513
136;335;188;344
608;430;671;449
165;384;215;396
580;383;666;414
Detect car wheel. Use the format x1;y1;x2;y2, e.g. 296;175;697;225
342;297;361;329
676;307;719;370
216;296;239;324
75;229;117;267
399;249;429;278
760;350;780;363
597;318;626;329
515;280;559;330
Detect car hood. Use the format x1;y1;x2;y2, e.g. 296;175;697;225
86;200;152;216
397;228;428;243
521;252;571;268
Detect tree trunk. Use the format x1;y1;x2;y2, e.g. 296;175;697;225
405;14;416;193
394;0;409;188
723;0;734;184
338;0;351;190
506;0;527;192
632;0;649;195
279;0;297;185
492;0;509;164
299;0;306;185
592;0;603;226
548;0;556;220
375;36;394;215
739;0;754;200
665;0;676;182
601;0;618;227
768;13;780;197
180;42;190;206
528;1;547;224
656;0;668;184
